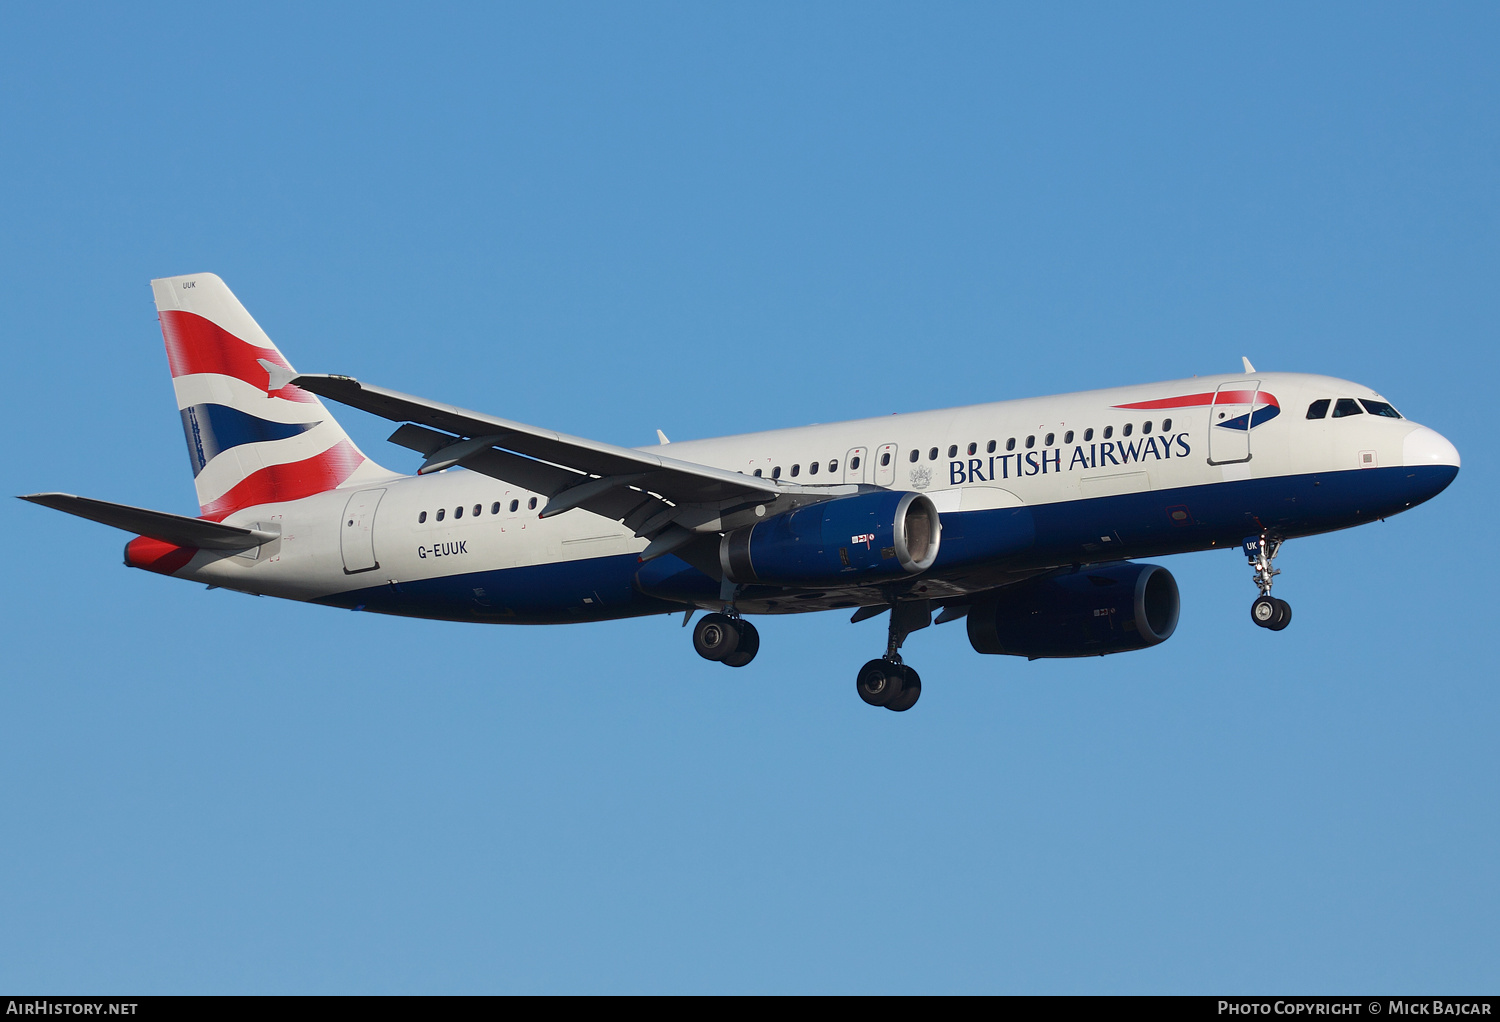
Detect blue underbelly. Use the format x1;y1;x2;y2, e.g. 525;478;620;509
321;465;1457;620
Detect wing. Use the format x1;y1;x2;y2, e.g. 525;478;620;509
291;374;857;560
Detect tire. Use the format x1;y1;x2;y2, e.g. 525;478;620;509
885;666;922;712
1268;598;1292;631
693;613;741;662
1251;596;1279;629
856;659;906;707
722;621;760;667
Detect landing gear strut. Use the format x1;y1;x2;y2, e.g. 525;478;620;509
855;600;929;712
692;585;760;667
1244;534;1292;631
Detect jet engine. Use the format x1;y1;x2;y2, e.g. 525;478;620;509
720;490;940;587
966;562;1179;658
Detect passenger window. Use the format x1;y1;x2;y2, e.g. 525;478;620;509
947;445;957;458
754;468;763;477
1025;435;1035;449
879;452;890;467
791;464;800;477
1006;438;1016;451
928;448;938;460
1307;399;1330;419
1162;418;1172;431
1361;399;1402;418
829;460;839;472
473;504;481;517
809;461;820;475
436;508;445;521
986;440;996;453
1123;423;1133;436
528;497;538;510
418;511;427;524
1104;426;1113;439
1142;421;1152;434
1064;430;1074;444
492;502;501;514
509;499;519;512
850;456;860;470
1333;398;1363;418
1084;428;1094;441
908;449;919;463
454;505;463;519
967;443;976;456
772;466;781;479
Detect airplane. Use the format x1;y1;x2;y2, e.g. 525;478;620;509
21;273;1460;712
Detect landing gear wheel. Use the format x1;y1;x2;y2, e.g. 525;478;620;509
856;659;906;707
1251;596;1279;629
885;666;922;712
722;621;760;667
1268;598;1292;631
693;613;741;662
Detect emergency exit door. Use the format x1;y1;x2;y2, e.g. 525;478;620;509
874;444;898;486
843;447;868;484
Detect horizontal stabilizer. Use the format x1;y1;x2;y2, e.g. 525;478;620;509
18;493;277;550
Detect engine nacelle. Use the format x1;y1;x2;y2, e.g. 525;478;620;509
720;490;940;586
966;562;1180;658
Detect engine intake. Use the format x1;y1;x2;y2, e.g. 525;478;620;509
720;490;940;586
966;562;1179;658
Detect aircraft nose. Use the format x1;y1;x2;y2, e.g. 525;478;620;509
1403;426;1461;469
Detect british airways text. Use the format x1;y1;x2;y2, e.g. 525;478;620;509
948;433;1192;484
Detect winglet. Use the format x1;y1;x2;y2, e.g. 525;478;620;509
656;429;670;445
1242;356;1256;374
256;358;299;393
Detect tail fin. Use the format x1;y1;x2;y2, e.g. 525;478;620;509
151;273;391;521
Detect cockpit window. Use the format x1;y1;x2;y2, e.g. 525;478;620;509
1360;399;1402;419
1332;398;1364;418
1306;399;1330;419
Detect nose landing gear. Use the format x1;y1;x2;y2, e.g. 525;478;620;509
1245;534;1292;631
855;600;930;712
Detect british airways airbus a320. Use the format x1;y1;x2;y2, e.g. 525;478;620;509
24;274;1460;711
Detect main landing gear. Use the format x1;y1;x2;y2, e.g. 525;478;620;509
1245;533;1292;631
855;600;930;713
692;612;760;667
692;586;760;668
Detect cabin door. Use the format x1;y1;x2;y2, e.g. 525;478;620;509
340;488;386;574
1207;382;1259;465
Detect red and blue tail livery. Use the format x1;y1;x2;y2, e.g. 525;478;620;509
150;274;393;521
21;274;1460;713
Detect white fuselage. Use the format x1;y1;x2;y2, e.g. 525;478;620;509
167;371;1458;619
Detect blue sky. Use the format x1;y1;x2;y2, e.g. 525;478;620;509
1;2;1495;993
